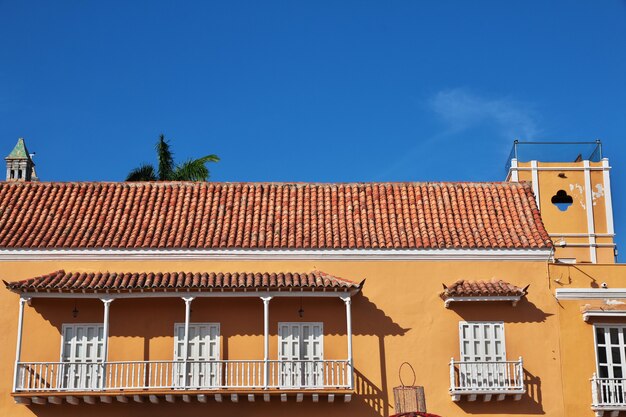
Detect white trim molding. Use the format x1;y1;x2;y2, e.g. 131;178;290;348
16;290;360;301
556;289;626;301
0;248;553;262
602;158;615;236
583;310;626;322
444;296;522;308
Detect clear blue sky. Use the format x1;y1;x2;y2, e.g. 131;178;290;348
1;1;625;254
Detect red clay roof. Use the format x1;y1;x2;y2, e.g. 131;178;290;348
442;279;527;298
4;270;361;293
0;181;551;250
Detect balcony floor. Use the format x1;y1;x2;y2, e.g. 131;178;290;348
13;388;353;406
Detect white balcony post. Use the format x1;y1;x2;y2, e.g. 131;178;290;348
591;372;598;406
12;296;30;392
450;358;455;390
182;297;194;389
101;298;114;388
341;295;353;389
261;296;272;389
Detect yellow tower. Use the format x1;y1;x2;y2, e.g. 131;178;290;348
506;140;615;264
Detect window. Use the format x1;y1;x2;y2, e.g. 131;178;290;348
278;322;323;388
61;324;104;390
551;190;573;211
594;325;626;405
595;325;626;379
457;321;509;390
173;323;220;388
459;321;506;362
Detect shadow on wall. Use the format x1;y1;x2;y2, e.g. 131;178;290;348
355;367;389;416
452;368;544;415
447;298;553;323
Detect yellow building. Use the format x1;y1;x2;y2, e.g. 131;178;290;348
0;139;623;417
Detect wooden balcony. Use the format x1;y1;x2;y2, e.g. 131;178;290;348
13;359;352;405
591;375;626;417
449;358;525;402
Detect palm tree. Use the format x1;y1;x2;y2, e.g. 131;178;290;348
126;135;219;181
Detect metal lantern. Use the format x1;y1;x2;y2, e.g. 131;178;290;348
393;362;427;413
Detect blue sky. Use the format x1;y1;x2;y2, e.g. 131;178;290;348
1;1;625;254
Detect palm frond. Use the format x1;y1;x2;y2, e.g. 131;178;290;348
155;134;175;180
172;155;220;181
126;164;157;181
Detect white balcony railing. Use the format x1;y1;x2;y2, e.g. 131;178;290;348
449;358;525;399
591;374;626;413
14;360;351;393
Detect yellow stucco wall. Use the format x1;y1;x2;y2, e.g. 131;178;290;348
549;263;626;417
0;257;571;417
515;160;615;264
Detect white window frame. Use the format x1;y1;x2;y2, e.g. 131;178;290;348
593;324;626;379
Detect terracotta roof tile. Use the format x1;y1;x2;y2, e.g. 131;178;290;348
442;279;528;298
4;270;361;293
0;181;552;250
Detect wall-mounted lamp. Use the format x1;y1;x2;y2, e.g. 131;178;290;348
298;297;304;318
72;303;79;318
558;173;567;178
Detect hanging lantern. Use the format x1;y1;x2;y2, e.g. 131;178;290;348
298;297;304;318
393;362;427;414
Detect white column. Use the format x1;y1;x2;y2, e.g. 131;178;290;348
342;296;353;389
584;160;597;263
101;299;114;361
602;159;615;235
261;296;272;389
13;296;30;392
531;160;540;209
101;298;114;387
510;158;519;182
182;297;194;388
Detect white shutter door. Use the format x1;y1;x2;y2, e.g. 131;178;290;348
278;323;301;387
174;323;220;388
458;322;506;389
459;322;506;362
278;322;323;388
303;323;323;387
61;324;104;390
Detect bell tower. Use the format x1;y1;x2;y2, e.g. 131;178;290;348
506;140;615;264
5;138;38;182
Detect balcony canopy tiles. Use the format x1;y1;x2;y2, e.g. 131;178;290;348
441;279;528;307
4;270;364;298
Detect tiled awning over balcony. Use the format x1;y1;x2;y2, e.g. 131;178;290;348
4;270;363;295
441;279;528;307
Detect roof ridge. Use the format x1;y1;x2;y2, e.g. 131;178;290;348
0;180;533;187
